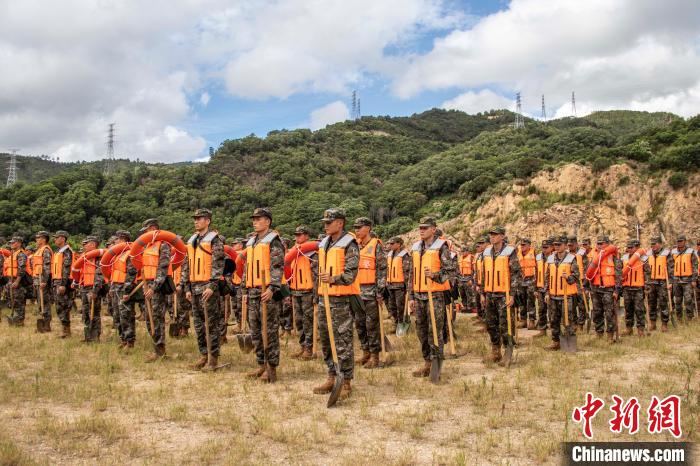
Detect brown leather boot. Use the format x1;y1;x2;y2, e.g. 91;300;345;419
190;355;207;370
339;380;352;400
545;341;560;351
118;340;127;350
206;355;219;370
577;324;584;332
649;320;657;331
624;327;633;336
355;350;370;366
260;365;277;383
637;328;646;337
246;364;266;379
412;360;431;378
45;321;51;332
145;344;166;363
364;353;380;369
516;321;527;329
533;329;547;337
483;345;501;363
313;376;336;394
661;322;668;332
220;334;228;345
300;347;314;360
291;347;305;359
527;320;536;330
607;333;616;344
59;324;71;338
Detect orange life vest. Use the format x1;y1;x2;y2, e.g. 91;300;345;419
111;250;130;284
142;241;173;281
244;231;279;288
357;237;380;285
672;247;695;278
622;253;645;287
647;249;669;281
32;245;53;276
51;245;73;280
290;250;314;291
388;250;407;284
591;251;616;287
547;253;578;296
187;231;218;283
536;252;547;288
458;253;474;276
411;239;451;293
317;233;360;296
82;252;100;286
482;245;515;293
517;247;536;278
3;250;31;278
475;253;484;286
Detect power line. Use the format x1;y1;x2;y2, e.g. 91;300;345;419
103;123;115;175
6;148;19;186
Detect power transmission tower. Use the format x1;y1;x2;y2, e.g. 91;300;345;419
6;149;19;187
357;98;361;120
103;123;115;175
514;92;524;129
351;91;358;121
571;91;577;117
540;95;547;122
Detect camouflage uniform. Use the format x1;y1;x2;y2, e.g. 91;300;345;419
668;243;698;321
317;229;359;380
291;250;318;349
241;231;285;368
543;251;580;342
33;241;53;327
355;229;387;355
590;242;623;336
52;243;74;328
408;236;456;362
182;229;225;357
516;258;536;323
386;245;411;325
622;249;651;330
456;251;475;313
535;247;551;330
647;247;671;324
7;244;31;325
79;249;104;341
144;241;172;349
114;254;138;344
281;297;293;332
482;242;522;347
174;284;192;331
568;244;590;326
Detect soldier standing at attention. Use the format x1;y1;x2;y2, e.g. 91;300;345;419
646;236;671;332
386;236;411;330
669;234;698;322
543;236;579;350
6;236;31;326
289;225;318;361
457;245;475;314
621;240;650;336
51;231;73;338
589;235;622;343
110;230;138;349
79;236;104;342
516;238;536;329
32;231;53;333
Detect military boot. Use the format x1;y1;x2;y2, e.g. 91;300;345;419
313;376;335;395
624;326;633;336
339;380;352;400
145;344;166;363
355;349;370;366
260;365;277;383
411;361;431;378
545;341;560;351
364;353;380;369
527;320;536;330
649;320;657;331
190;355;207;370
246;364;266;379
205;355;219;371
291;346;305;359
483;345;501;363
637;328;646;337
300;347;314;360
59;324;71;338
661;322;668;332
516;321;527;329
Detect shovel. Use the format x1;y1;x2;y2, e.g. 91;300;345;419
666;285;676;328
169;292;181;337
145;294;156;340
427;288;441;384
503;290;515;367
585;291;593;334
312;302;319;358
87;295;96;341
379;302;394;352
290;294;297;336
396;291;410;337
322;282;344;408
444;303;467;359
561;284;576;353
236;293;254;353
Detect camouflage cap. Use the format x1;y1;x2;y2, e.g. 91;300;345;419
10;236;23;244
489;226;506;235
542;239;552;247
476;237;486;244
581;238;591;245
626;239;638;248
552;235;567;244
141;218;159;229
234;237;245;243
320;208;346;222
650;235;663;244
193;208;213;219
294;225;312;236
596;235;611;244
677;234;686;241
35;230;50;240
115;230;132;241
26;246;35;252
419;216;437;228
106;235;117;245
460;245;469;252
520;238;531;245
567;235;577;242
54;230;69;239
353;217;372;228
250;207;272;219
83;235;99;245
387;236;404;245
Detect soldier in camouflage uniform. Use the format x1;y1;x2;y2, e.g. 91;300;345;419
313;208;358;399
241;208;284;383
109;230;138;349
78;236;104;342
534;238;553;336
589;235;623;343
6;236;32;326
621;240;650;336
173;248;192;337
567;235;589;330
515;238;537;329
139;219;173;362
544;236;580;350
407;216;456;377
386;236;411;329
481;226;522;364
228;238;245;332
32;231;53;332
647;236;671;332
51;231;74;337
289;225;318;360
352;217;387;369
668;234;698;322
183;208;225;370
279;237;294;336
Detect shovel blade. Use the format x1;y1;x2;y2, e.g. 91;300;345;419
383;334;394;352
168;323;180;338
236;333;254;353
396;321;410;337
503;343;514;368
36;318;45;333
327;373;345;408
429;357;441;384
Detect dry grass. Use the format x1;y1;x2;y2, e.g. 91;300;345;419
0;303;698;465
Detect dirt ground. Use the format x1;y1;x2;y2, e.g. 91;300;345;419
0;302;697;465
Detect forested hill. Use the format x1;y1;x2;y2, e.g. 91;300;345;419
0;108;697;245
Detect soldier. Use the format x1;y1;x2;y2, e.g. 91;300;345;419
481;226;522;364
353;217;387;369
534;239;553;337
669;234;698;322
516;239;536;329
289;225;318;360
621;240;650;336
51;231;74;338
78;236;104;342
172;248;192;337
544;236;579;350
456;245;475;314
279;237;294;337
109;230;138;349
139;219;174;362
32;231;53;332
567;235;589;330
6;236;32;326
647;236;671;332
183;208;225;370
473;238;488;326
313;208;358;398
241;208;284;383
104;235;117;324
386;236;411;329
589;235;622;343
408;216;455;377
230;238;245;332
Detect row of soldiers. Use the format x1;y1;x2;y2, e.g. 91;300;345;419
1;208;698;400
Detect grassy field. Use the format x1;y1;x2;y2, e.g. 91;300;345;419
0;303;697;465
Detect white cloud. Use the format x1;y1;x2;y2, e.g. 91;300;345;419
308;101;350;130
395;0;700;117
442;89;513;113
199;92;211;107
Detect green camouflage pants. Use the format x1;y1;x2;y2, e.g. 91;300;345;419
549;296;575;342
386;287;406;324
52;281;72;326
317;295;355;379
174;288;191;329
647;283;670;323
355;297;380;353
33;280;52;324
80;288;101;341
8;285;28;323
516;281;536;321
145;290;167;348
591;287;617;335
485;292;516;347
673;282;696;321
114;286;136;343
457;280;475;311
414;292;446;360
292;292;314;348
191;287;222;356
536;290;549;329
248;295;281;367
623;288;646;329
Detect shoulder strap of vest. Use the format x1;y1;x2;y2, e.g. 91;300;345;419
411;241;421;251
483;245;493;256
660;249;670;256
430;238;446;250
335;232;355;249
58;245;71;253
622;253;630;261
319;236;330;250
396;249;407;258
563;253;575;264
188;233;198;245
536;253;542;261
501;245;515;256
260;231;279;244
546;254;555;264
